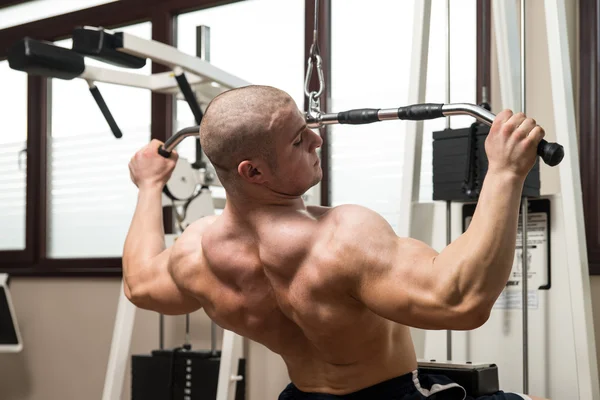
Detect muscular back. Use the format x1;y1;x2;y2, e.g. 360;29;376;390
169;205;419;394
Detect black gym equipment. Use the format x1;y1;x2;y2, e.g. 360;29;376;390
7;28;204;142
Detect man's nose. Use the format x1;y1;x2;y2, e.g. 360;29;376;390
308;130;323;151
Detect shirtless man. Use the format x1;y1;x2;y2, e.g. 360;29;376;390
123;85;548;400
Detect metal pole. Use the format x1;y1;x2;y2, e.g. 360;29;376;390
196;25;211;61
520;0;529;394
445;0;451;129
445;0;452;362
197;24;218;356
185;313;191;346
446;201;452;361
159;314;164;350
521;200;529;393
211;322;218;356
481;0;489;104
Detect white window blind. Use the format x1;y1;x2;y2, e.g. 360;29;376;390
176;0;306;202
0;62;27;250
48;22;152;258
330;0;476;232
0;0;119;30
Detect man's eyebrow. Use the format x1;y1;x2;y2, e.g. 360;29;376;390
291;124;307;141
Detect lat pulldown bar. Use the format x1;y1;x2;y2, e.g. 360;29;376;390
305;103;565;167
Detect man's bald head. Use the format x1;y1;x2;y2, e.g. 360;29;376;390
200;85;297;183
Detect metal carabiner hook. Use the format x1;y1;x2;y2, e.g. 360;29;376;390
304;55;325;101
304;57;314;98
313;54;325;99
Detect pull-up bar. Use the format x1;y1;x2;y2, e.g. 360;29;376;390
305;103;564;167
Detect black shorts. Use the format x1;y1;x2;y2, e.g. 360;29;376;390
278;371;532;400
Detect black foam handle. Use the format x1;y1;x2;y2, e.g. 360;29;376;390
158;146;172;158
538;139;564;166
397;103;444;120
89;86;122;139
337;109;380;124
175;73;204;125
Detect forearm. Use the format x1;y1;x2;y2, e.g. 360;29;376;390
435;171;525;308
123;185;166;285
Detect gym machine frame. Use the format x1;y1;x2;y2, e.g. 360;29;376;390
0;274;23;353
492;1;599;397
397;0;598;398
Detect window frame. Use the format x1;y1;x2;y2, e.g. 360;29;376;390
0;0;489;276
0;0;28;9
579;0;600;275
0;0;245;276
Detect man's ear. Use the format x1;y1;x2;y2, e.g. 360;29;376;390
238;160;268;184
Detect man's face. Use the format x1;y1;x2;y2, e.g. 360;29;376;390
270;104;323;196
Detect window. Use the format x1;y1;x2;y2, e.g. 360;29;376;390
48;22;152;258
330;0;476;231
0;0;119;30
0;61;27;251
175;0;305;159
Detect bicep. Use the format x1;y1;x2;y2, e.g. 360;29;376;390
125;247;202;315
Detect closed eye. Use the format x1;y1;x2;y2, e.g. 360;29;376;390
293;133;303;146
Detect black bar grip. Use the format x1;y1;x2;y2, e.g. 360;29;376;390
397;103;444;120
89;86;122;139
337;109;380;124
175;72;204;125
158;146;172;158
538;140;564;167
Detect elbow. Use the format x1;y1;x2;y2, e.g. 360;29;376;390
123;274;149;308
124;281;143;306
122;258;154;308
452;297;493;330
124;283;157;311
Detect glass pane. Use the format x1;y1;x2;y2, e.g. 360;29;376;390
0;61;27;250
330;0;477;231
175;0;305;163
0;0;119;30
48;22;151;258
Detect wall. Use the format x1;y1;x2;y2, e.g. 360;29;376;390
0;278;290;399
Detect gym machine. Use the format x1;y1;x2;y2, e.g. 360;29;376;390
0;274;23;354
8;25;249;400
405;1;598;398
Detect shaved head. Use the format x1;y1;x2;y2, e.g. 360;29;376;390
200;85;297;187
200;85;322;200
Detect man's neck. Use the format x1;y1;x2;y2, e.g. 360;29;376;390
224;191;307;220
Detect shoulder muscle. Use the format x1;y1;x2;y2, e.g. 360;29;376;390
318;205;399;288
169;215;219;290
323;205;442;325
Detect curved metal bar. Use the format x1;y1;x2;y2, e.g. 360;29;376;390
304;102;564;166
163;125;200;153
441;103;496;125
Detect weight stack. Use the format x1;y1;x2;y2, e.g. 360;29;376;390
432;125;540;202
132;349;246;400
